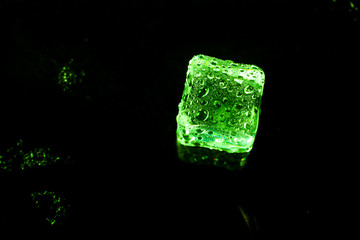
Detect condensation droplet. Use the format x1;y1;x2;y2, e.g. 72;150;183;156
207;73;214;79
214;100;221;108
227;85;234;92
244;122;252;129
233;103;243;110
244;85;255;94
236;90;242;97
196;109;209;121
198;87;209;98
200;99;208;105
211;117;218;124
228;119;237;126
220;114;226;122
219;80;227;89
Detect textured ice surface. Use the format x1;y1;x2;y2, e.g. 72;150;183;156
176;54;265;153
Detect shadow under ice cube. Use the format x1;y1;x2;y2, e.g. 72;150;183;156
176;54;265;156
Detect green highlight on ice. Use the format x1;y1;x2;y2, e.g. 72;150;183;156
176;54;265;154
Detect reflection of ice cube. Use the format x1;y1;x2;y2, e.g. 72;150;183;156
176;54;264;154
177;141;249;171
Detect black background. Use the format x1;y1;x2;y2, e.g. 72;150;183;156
1;0;359;238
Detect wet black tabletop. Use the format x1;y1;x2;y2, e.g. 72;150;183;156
1;0;359;238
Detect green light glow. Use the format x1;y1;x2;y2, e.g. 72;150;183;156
176;54;265;156
349;1;359;11
0;139;68;173
21;147;62;170
0;139;24;173
58;59;84;92
31;191;69;226
0;154;7;171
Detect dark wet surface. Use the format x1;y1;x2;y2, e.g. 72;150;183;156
1;0;359;238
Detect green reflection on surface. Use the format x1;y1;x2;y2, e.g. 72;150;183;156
31;191;69;226
21;147;62;170
58;58;84;92
0;139;69;173
177;139;249;171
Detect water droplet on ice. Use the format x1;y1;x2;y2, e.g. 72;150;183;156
228;119;237;126
213;100;221;108
196;109;209;121
200;99;208;105
220;114;226;122
244;122;252;129
219;80;227;89
227;85;234;92
196;129;203;133
233;103;243;110
207;73;214;79
244;85;255;94
198;87;209;97
236;90;242;97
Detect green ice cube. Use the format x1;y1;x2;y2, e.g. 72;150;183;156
176;54;265;154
